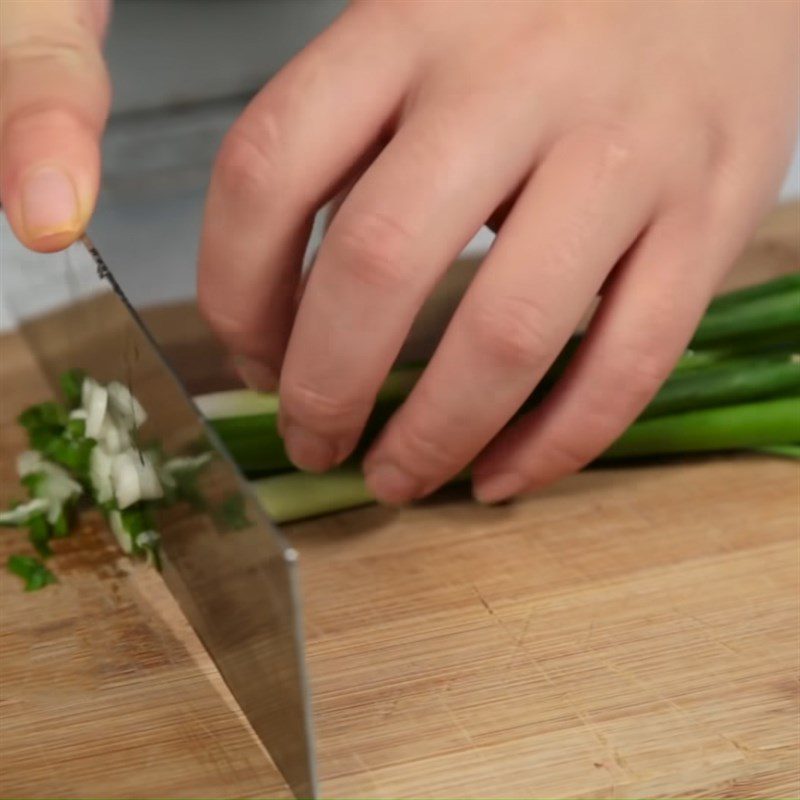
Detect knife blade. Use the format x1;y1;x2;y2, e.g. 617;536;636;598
1;222;318;799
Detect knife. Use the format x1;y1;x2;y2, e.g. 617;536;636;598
1;221;318;799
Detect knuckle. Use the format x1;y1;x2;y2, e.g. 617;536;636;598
619;355;669;410
391;420;459;476
593;123;639;174
197;300;255;352
2;30;94;71
468;294;551;371
602;337;675;414
281;380;364;431
1;28;110;133
538;434;594;476
213;113;285;203
560;120;640;174
3;103;93;138
328;210;416;291
574;348;670;440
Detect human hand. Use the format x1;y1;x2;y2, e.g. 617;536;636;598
194;0;795;504
0;0;110;252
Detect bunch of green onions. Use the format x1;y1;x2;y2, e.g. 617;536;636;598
196;273;800;524
2;273;798;590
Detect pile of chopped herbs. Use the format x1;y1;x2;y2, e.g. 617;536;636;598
2;370;209;590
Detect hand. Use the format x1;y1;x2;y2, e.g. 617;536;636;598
199;0;798;504
0;0;110;252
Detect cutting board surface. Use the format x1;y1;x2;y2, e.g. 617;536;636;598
1;205;798;799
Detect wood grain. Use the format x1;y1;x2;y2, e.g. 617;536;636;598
1;204;798;798
0;333;291;800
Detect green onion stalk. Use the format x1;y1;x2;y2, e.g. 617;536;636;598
250;397;799;523
199;273;800;522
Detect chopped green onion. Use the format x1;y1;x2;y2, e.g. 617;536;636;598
107;380;148;429
213;492;251;531
82;377;109;439
18;401;68;450
108;510;133;553
7;554;57;591
89;446;114;505
60;368;86;410
163;452;213;475
111;451;143;509
0;498;49;527
27;513;53;557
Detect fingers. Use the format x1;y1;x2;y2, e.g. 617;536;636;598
0;0;110;252
277;91;541;471
197;7;413;391
361;129;658;503
471;203;732;502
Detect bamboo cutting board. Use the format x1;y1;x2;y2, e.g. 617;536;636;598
1;205;798;799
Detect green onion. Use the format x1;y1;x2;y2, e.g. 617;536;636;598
691;288;800;348
642;355;800;418
60;368;86;410
201;365;423;473
249;398;798;523
18;401;68;451
754;443;800;459
202;363;800;474
251;467;376;524
0;498;48;527
27;513;53;558
7;554;57;591
604;397;800;458
706;272;800;312
212;493;251;531
6;273;800;587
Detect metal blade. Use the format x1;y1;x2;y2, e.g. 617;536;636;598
2;224;317;799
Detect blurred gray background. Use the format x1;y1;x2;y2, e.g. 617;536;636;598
2;0;798;329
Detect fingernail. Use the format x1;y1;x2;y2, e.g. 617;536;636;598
20;166;81;244
284;424;337;472
473;471;524;504
235;356;277;392
365;462;420;505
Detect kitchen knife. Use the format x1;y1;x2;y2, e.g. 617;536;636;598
1;224;318;799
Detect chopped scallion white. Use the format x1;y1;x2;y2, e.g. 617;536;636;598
107;381;147;429
135;453;164;501
163;452;213;474
83;378;109;439
108;510;133;553
97;415;131;454
193;389;279;420
89;447;114;505
111;451;142;510
16;450;43;476
0;498;49;526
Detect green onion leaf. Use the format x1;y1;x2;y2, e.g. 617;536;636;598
60;368;87;409
18;401;68;450
27;513;53;557
7;554;57;591
0;498;49;527
213;493;251;531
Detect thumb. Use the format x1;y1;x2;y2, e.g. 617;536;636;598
0;0;111;252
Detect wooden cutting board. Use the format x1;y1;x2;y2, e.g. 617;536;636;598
1;204;798;799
